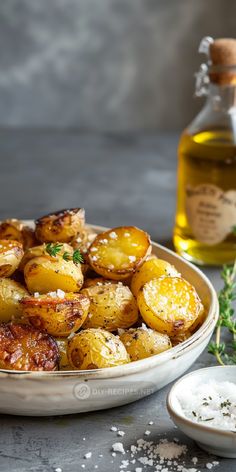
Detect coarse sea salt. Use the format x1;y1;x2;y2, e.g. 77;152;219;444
178;379;236;431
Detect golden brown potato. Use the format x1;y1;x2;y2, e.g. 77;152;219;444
0;323;59;371
0;278;29;322
87;226;151;280
83;277;117;288
35;208;85;243
0;240;24;277
137;276;204;336
56;338;72;370
131;256;180;297
67;328;130;369
170;331;192;346
19;242;73;272
82;281;138;331
119;325;172;361
24;254;84;294
20;291;90;337
0;219;37;250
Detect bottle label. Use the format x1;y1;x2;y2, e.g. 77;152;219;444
186;184;236;245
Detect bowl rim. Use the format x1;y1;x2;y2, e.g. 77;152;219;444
0;223;219;380
167;365;236;439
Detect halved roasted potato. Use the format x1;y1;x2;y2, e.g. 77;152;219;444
56;338;72;370
82;281;138;331
131;256;180;297
35;208;85;243
87;226;151;280
119;325;171;361
19;242;74;272
20;291;90;337
67;328;130;369
0;323;59;371
0;240;24;277
0;278;29;322
0;219;37;249
72;226;97;254
24;255;84;294
137;276;204;336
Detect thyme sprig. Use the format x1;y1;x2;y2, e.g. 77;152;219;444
208;248;236;365
46;243;83;264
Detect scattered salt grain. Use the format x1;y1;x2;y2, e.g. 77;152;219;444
112;443;125;454
128;255;136;262
55;468;62;472
110;426;118;432
144;430;151;436
118;431;125;437
206;464;213;470
34;292;40;298
148;421;154;425
135;468;142;472
112;452;116;457
192;457;198;465
84;452;92;459
110;232;118;239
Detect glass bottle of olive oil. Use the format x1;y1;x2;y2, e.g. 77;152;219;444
174;37;236;265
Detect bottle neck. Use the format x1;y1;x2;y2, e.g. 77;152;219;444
207;82;236;112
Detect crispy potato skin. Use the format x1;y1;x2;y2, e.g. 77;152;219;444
0;323;59;371
67;328;130;369
35;208;85;243
20;293;90;337
131;257;180;298
119;327;171;361
24;255;84;294
137;276;204;336
72;226;97;254
82;282;138;331
0;219;37;250
0;278;29;322
0;240;24;277
87;226;151;280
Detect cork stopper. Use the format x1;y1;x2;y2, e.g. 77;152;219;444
209;38;236;85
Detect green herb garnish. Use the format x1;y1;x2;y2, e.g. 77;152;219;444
46;242;63;257
46;243;83;264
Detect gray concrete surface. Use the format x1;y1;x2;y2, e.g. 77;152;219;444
0;130;232;471
0;0;236;130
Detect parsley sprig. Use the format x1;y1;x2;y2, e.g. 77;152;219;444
46;243;83;264
208;229;236;365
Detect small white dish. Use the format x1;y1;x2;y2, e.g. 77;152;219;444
167;366;236;458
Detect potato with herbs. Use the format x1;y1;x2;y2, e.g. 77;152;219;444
68;328;130;369
20;291;90;337
19;242;74;272
137;276;204;336
131;256;179;297
119;325;172;361
88;226;151;280
0;219;37;249
0;323;59;371
82;281;138;331
35;208;85;243
0;278;29;322
24;251;84;294
0;240;24;277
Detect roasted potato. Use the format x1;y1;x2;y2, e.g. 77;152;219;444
0;219;37;249
0;240;24;277
137;276;204;336
24;254;84;294
19;242;73;272
72;226;97;254
35;208;85;243
0;323;59;371
119;325;171;361
56;338;72;370
170;331;192;346
131;256;180;297
87;226;151;280
82;281;138;331
0;278;29;322
20;291;90;337
67;328;130;369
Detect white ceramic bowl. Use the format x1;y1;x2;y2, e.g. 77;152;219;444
0;224;218;416
167;366;236;458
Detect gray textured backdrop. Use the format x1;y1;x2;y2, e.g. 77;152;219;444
0;0;236;131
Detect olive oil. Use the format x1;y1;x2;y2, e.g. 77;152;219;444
173;37;236;265
174;129;236;265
